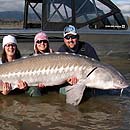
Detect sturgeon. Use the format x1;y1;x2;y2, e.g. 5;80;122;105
0;53;129;105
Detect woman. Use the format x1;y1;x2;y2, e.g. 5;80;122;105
0;35;41;96
30;32;54;88
32;32;77;91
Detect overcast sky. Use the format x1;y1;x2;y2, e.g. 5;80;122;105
112;0;130;16
0;0;24;12
0;0;129;16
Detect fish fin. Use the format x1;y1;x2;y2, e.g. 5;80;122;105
65;82;86;106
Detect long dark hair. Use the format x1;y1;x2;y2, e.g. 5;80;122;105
1;46;21;63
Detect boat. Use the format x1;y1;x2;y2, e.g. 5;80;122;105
0;0;130;44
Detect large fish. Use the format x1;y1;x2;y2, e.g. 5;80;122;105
0;53;129;105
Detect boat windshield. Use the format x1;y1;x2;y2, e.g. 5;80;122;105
0;0;128;31
23;0;128;30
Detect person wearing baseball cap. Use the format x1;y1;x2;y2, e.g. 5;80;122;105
58;25;100;95
58;25;100;61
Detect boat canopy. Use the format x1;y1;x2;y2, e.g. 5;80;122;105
23;0;128;30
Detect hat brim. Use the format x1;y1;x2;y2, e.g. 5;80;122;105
64;32;77;37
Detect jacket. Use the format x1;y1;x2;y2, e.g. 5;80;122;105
58;41;100;61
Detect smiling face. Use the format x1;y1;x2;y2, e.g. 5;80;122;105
4;43;17;57
34;32;49;54
35;40;48;53
64;34;78;49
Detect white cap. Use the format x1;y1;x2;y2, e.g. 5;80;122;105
63;25;77;37
2;35;17;48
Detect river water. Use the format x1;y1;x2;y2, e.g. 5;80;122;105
0;38;130;130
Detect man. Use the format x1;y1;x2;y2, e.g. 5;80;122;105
58;25;119;96
58;25;100;61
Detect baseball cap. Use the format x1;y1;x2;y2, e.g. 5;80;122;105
63;25;77;37
2;35;17;48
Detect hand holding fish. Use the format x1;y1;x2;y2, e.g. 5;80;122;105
67;77;78;85
37;83;46;88
1;82;12;95
17;80;28;90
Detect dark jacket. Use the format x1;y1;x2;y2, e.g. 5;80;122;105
58;41;100;61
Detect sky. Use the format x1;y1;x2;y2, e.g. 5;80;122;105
0;0;129;17
112;0;130;16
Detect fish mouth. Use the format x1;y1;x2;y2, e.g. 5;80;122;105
115;83;129;89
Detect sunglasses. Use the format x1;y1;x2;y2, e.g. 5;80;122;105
64;35;77;40
36;40;48;44
5;43;16;47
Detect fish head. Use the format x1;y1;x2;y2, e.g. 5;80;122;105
105;65;129;89
85;65;129;90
